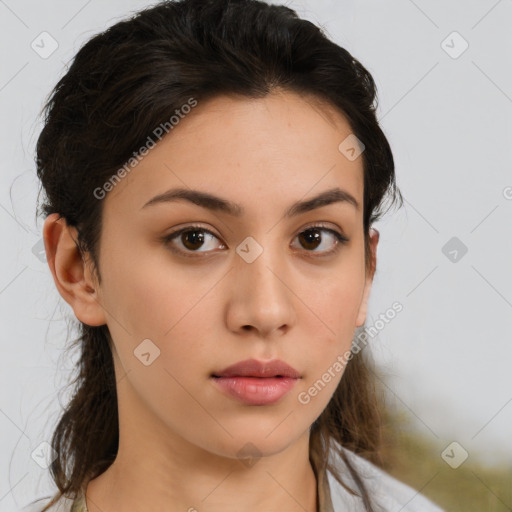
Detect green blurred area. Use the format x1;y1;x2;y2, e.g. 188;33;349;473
379;407;512;512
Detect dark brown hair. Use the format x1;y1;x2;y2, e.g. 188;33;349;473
34;0;402;510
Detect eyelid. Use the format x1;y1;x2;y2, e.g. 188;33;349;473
296;221;346;238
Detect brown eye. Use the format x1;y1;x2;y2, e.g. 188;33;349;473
292;226;348;255
163;226;225;255
162;224;348;258
297;228;322;250
180;229;206;251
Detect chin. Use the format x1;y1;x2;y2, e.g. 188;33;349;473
197;424;308;462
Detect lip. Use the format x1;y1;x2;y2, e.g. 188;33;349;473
210;359;301;406
212;358;301;379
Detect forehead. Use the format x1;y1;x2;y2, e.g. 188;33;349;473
104;91;364;217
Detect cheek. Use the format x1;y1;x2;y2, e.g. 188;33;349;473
298;265;365;401
99;238;200;333
102;260;214;428
99;247;215;382
304;267;365;340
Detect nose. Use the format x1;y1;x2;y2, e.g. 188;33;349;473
225;241;296;339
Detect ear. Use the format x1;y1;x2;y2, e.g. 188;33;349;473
43;213;107;326
355;228;379;328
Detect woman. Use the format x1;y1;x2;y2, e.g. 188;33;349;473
26;0;444;510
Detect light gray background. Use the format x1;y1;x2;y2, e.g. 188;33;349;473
1;0;511;509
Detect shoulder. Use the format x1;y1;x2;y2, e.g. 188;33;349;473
21;494;75;512
326;443;445;512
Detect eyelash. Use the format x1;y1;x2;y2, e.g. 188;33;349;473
161;223;349;259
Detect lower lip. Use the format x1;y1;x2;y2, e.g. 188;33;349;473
211;376;299;405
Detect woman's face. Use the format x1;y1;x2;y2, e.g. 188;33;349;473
78;91;377;460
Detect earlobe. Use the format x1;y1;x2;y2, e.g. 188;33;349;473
43;213;107;326
355;228;379;328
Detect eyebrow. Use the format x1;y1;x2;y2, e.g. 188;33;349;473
141;186;359;217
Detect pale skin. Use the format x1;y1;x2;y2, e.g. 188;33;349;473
43;90;379;512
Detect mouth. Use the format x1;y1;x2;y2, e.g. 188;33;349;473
210;359;301;405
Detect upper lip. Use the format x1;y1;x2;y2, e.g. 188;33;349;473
212;359;301;378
